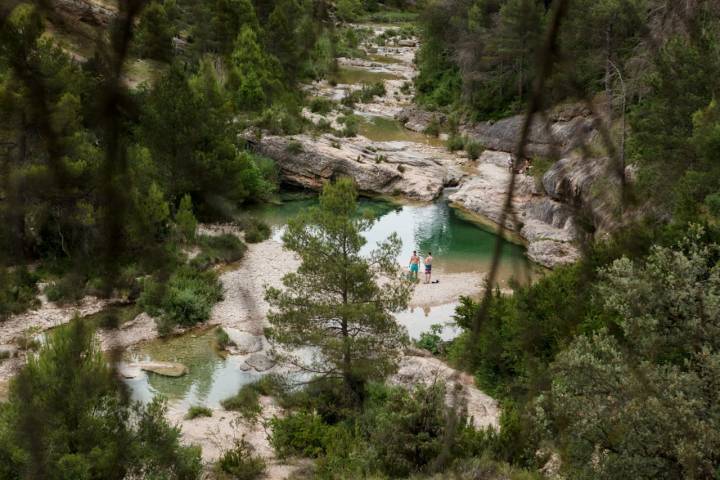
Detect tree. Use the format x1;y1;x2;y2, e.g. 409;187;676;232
175;194;198;243
229;26;283;110
0;319;202;479
265;178;412;403
134;0;177;61
541;227;720;479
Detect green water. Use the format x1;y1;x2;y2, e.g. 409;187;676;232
358;115;445;147
331;66;403;84
248;195;532;282
124;196;534;406
123;328;262;408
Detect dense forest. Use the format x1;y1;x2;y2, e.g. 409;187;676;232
1;0;720;479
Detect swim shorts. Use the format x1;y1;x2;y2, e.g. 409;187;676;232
410;264;419;273
425;265;432;273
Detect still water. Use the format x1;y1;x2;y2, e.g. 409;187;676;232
124;195;534;407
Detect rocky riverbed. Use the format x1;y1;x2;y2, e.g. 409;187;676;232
246;24;614;269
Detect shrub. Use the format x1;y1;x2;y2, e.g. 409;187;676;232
446;135;466;152
185;405;213;420
415;324;444;355
140;266;223;336
286;140;303;154
269;411;332;458
309;97;335;115
44;272;86;305
191;234;247;269
221;384;262;422
216;438;266;480
242;219;271;244
215;327;231;350
423;117;441;137
465;140;483;160
338;114;359;137
0;267;39;320
174;194;197;243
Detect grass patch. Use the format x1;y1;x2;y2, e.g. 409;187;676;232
185;405;213;420
309;97;335;115
215;327;231;350
358;11;419;24
465;139;484;160
286;140;304;154
530;157;556;191
446;135;466;152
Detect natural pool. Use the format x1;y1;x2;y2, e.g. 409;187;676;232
248;194;533;282
330;66;403;84
124;195;536;407
358;115;445;147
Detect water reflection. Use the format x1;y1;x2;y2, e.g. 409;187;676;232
123;328;261;408
250;195;534;285
358;115;445;147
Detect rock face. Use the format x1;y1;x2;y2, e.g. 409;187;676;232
247;133;463;202
396;106;447;133
391;353;500;430
449;151;581;268
225;328;263;355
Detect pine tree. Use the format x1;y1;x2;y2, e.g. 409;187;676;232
265;178;412;403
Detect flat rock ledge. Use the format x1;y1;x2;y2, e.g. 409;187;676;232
121;361;188;378
246;133;463;202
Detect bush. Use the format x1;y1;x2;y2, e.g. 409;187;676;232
44;272;86;305
174;194;198;243
415;324;444;355
215;327;231;350
446;135;466;152
216;438;266;480
338;114;359;137
191;234;247;269
185;405;213;420
140;266;223;335
0;267;39;320
465;140;483;160
221;384;262;422
309;97;335;115
243;218;271;244
286;140;303;154
269;411;332;458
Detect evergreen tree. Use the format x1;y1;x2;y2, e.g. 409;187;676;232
134;0;177;61
229;26;283;110
265;178;412;403
0;319;202;479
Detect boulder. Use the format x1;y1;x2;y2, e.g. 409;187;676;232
395;106;447;133
225;329;263;355
136;361;188;377
0;345;19;360
244;353;275;372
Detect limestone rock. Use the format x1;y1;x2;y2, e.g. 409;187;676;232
225;329;263;355
391;354;500;430
244;353;275;372
247;133;462;202
135;361;188;377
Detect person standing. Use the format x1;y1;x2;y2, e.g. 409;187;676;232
409;250;420;280
424;251;433;284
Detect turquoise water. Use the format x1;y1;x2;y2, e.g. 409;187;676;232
247;195;532;282
124;196;534;407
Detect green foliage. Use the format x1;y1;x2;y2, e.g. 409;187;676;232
542;228;720;479
0;319;202;479
337;113;360;137
175;194;198;243
341;82;386;107
464;139;483;160
140;265;223;335
269;411;332;458
215;327;231;350
221;384;262;422
309;97;335;114
446;134;466;152
229;26;283;111
185;405;213;420
336;0;364;22
265;178;412;402
191;234;247;269
216;438;266;480
415;324;444;355
0;267;39;320
134;0;178;61
242;218;271;243
44;272;88;305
